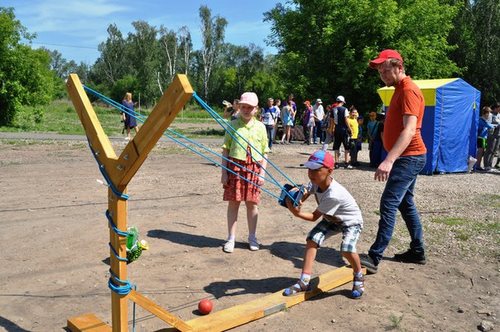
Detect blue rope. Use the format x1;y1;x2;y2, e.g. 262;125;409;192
82;85;301;205
192;92;299;188
192;93;283;183
108;269;133;295
83;85;292;190
83;85;278;187
86;138;129;200
165;130;282;201
106;210;129;237
109;242;128;262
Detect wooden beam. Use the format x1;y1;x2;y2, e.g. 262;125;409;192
66;74;118;183
67;313;111;332
116;74;193;187
158;266;363;332
128;290;192;331
108;189;129;332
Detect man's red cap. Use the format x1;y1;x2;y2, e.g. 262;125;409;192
369;49;403;69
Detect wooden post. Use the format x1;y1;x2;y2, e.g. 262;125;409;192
108;190;128;332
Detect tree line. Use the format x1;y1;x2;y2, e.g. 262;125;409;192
0;1;498;126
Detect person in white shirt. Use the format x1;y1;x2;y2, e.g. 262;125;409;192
313;99;325;144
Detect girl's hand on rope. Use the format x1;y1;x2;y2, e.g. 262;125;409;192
257;170;266;186
221;171;228;186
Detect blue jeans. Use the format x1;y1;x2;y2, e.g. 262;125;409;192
368;154;426;264
265;125;274;149
313;120;324;143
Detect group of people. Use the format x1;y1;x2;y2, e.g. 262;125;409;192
223;89;389;170
220;49;430;301
302;97;390;169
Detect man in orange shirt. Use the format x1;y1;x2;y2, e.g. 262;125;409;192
360;49;427;274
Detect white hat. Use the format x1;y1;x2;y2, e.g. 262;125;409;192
239;92;259;107
316;98;322;104
336;95;345;103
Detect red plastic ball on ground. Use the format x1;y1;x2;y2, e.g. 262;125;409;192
198;298;213;315
198;299;214;315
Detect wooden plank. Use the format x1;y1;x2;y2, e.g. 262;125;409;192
159;266;363;332
66;74;119;184
67;313;111;332
128;290;192;331
117;74;193;187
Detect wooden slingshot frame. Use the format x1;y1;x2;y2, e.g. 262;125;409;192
65;73;360;332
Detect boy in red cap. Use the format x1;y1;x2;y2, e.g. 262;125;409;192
283;150;364;299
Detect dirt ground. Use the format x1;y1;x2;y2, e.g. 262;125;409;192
0;137;498;332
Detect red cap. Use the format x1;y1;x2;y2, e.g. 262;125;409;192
369;49;403;68
304;150;335;170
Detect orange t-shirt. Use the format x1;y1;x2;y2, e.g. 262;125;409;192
383;76;427;156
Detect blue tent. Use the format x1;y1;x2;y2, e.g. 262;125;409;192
378;78;481;174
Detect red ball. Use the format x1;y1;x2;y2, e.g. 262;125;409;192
198;298;213;315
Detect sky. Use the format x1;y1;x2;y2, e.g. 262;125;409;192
3;0;280;65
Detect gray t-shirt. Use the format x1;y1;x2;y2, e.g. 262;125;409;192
308;179;363;227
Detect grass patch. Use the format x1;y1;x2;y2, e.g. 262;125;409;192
0;139;58;146
431;217;468;227
430;216;499;243
388;313;404;330
479;194;500;209
191;128;225;136
0;99;224;138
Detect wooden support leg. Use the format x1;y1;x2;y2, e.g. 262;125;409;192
109;189;129;332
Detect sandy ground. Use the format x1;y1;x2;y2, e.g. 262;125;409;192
0;137;498;332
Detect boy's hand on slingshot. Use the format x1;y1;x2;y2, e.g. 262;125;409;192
285;187;303;216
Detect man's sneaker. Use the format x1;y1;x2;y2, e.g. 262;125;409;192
248;237;260;251
223;240;235;253
359;253;379;274
393;249;426;265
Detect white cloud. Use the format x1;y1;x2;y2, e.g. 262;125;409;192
23;0;130;33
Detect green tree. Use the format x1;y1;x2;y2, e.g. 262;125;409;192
210;43;270;103
127;20;163;105
0;7;54;125
93;24;128;85
157;25;192;89
265;0;460;112
178;26;192;75
448;0;499;104
199;5;227;101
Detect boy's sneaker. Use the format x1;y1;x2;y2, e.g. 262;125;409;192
393;249;426;265
283;279;310;296
223;240;235;253
248;237;260;251
351;273;364;299
359;253;379;274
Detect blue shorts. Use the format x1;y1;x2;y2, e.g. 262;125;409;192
307;219;362;253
